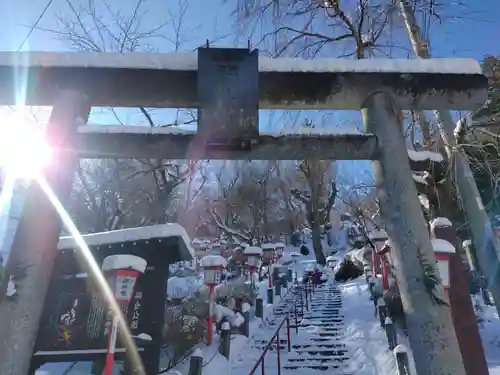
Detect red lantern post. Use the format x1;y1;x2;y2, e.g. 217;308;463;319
201;255;227;345
102;254;148;375
431;238;455;296
377;243;391;291
244;246;263;278
262;243;276;288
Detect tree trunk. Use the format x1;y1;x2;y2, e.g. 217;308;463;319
398;0;500;318
311;224;326;265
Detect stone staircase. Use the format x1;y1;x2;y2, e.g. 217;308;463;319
282;283;351;374
231;284;305;374
231;282;352;375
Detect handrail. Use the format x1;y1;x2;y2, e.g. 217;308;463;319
248;316;289;375
247;280;313;375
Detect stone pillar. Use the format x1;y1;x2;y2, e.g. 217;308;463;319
430;221;489;375
362;92;465;375
0;91;91;375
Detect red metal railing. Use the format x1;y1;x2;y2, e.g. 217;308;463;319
248;281;314;375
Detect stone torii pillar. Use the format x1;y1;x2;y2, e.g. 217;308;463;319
0;92;91;375
361;61;487;375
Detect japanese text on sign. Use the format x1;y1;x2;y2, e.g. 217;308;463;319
115;275;136;301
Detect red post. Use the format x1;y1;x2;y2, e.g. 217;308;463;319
207;285;214;345
104;316;118;375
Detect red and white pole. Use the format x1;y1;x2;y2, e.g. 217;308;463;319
102;255;147;375
105;314;119;375
207;285;215;345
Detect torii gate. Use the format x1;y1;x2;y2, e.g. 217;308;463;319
0;48;487;375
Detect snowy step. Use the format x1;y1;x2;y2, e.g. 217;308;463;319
286;357;349;364
300;323;345;328
283;364;350;372
292;348;349;356
292;342;346;349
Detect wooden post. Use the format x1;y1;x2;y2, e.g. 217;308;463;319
188;350;203;375
394;345;411;375
219;322;231;360
0;91;90;375
241;302;250;337
385;317;398;350
362;92;466;375
255;298;263;318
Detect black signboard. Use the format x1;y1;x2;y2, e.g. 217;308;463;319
33;272;145;354
32;237;174;374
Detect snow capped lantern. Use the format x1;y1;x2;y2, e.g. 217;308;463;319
102;254;148;303
261;243;276;264
243;246;263;273
431;238;456;292
201;255;227;286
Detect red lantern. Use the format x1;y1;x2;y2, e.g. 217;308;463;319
431;238;456;295
201;255;227;345
244;246;263;274
102;254;147;375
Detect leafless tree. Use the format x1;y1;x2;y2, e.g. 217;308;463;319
35;0;204;231
209;161;284;244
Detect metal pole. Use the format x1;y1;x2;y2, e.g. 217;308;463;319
362;92;466;375
0;91;90;375
397;0;500;317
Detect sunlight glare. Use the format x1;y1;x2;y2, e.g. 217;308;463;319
0;114;52;179
36;176;145;374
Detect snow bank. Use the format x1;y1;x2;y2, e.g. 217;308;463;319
167;276;203;300
430;217;452;229
243;246;263;256
419;194;430;210
407;149;444;163
101;254;147;273
340;278;417;375
431;238;456;253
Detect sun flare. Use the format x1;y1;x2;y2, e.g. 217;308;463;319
0;112;52;179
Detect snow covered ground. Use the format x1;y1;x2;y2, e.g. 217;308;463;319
479;303;500;375
340;278;416;375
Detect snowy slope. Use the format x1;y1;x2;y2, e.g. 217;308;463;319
479;303;500;375
339;278;417;375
